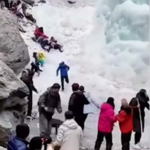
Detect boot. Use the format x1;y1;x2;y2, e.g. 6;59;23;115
106;144;113;150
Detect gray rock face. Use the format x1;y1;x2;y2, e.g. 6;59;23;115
0;9;30;74
0;60;29;147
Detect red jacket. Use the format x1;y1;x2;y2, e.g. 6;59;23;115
34;28;48;39
117;107;133;133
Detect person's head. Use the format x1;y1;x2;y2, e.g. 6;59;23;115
121;98;129;107
60;61;64;65
16;123;30;139
139;89;147;97
39;27;43;33
65;111;74;120
72;83;79;92
29;137;43;150
17;0;21;5
52;83;60;92
106;97;115;109
33;52;37;58
79;86;85;93
51;37;54;41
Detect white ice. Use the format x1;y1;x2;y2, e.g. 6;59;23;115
20;0;150;149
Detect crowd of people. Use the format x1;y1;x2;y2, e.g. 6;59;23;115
1;2;149;150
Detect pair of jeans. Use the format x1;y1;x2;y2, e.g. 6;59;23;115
121;132;132;150
61;76;69;90
95;131;113;150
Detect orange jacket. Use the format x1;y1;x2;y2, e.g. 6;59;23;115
117;108;133;133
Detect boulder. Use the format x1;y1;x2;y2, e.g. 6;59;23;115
0;60;29;147
0;9;30;74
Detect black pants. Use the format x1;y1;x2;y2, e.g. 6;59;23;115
61;76;69;90
27;92;33;116
75;115;85;130
135;132;141;144
95;131;113;150
121;132;132;150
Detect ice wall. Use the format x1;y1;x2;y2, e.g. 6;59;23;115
94;0;149;89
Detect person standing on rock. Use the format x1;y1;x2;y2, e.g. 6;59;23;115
68;83;89;130
21;69;38;119
56;62;70;91
52;111;83;150
7;123;30;150
38;83;62;138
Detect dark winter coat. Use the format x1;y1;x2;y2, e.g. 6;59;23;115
38;87;62;114
136;91;149;118
57;63;70;77
68;91;89;116
129;98;141;132
7;136;29;150
20;70;37;103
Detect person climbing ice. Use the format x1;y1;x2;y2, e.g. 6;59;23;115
56;61;70;91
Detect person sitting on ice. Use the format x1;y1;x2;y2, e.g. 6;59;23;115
7;123;30;150
33;26;48;42
31;62;42;76
48;37;63;53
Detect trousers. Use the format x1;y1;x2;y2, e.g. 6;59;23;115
121;132;132;150
39;111;54;138
61;76;69;90
95;131;113;150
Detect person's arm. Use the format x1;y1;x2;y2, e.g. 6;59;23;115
66;65;70;71
56;66;60;76
68;94;76;111
109;110;117;122
37;91;48;108
56;95;62;113
83;95;90;105
145;102;149;110
116;111;126;123
31;84;38;93
55;126;65;146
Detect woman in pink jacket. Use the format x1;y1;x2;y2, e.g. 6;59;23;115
94;97;116;150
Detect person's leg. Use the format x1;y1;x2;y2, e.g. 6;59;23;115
65;76;69;84
27;92;32;117
61;76;64;90
39;112;49;138
47;113;54;137
135;132;142;144
94;131;104;150
121;132;131;150
105;132;113;150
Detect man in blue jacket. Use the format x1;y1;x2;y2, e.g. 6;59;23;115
56;62;70;91
7;123;30;150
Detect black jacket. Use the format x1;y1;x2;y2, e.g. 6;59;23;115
68;91;89;116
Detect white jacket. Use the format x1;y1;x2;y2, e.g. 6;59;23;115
55;119;83;150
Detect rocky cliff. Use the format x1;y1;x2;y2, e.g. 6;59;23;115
0;9;30;74
0;9;30;147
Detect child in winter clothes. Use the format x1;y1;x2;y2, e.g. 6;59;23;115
31;62;42;76
116;99;133;150
94;97;116;150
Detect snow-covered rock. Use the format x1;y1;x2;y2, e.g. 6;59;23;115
0;9;30;74
0;60;29;147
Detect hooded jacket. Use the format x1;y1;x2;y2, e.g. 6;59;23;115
57;62;70;77
38;87;62;114
98;103;116;133
7;136;29;150
54;119;83;150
